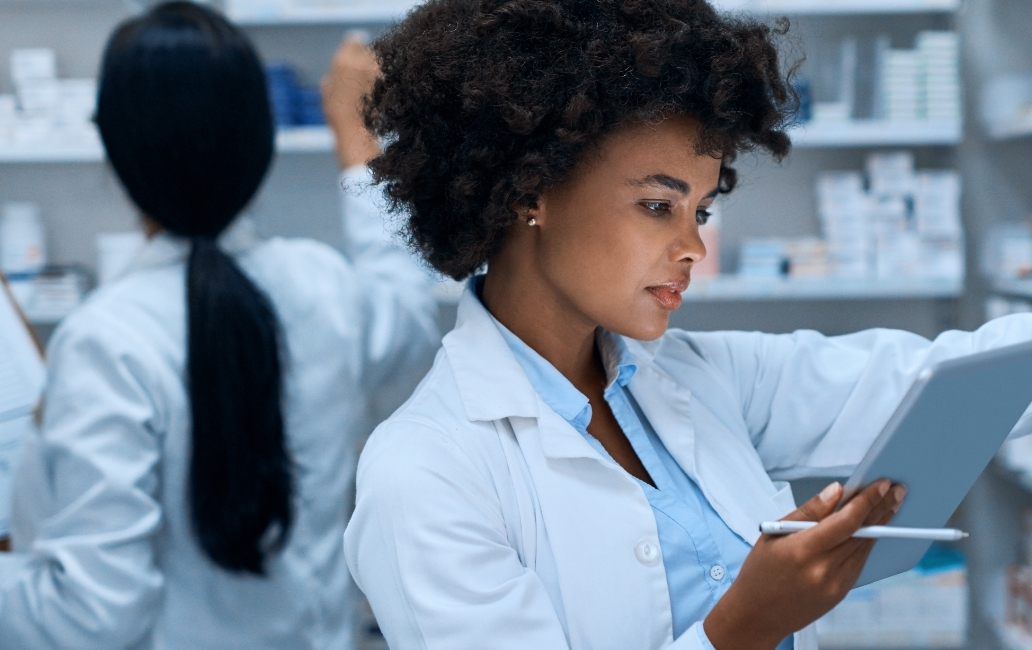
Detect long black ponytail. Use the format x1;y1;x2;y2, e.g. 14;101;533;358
95;1;291;575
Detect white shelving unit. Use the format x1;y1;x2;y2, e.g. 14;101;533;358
0;126;335;162
714;0;960;13
227;0;959;24
428;276;964;306
985;114;1032;141
685;276;963;301
226;0;419;24
1;121;968;162
790;119;962;148
990;279;1032;300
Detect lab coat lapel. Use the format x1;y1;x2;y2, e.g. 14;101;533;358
627;360;792;546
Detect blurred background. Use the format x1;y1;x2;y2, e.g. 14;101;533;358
3;0;1032;647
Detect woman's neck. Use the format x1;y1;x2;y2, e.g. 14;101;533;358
481;257;606;395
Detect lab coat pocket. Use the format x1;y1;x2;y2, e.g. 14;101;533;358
770;481;797;516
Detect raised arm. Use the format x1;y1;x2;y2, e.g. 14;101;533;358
676;314;1032;480
324;35;440;396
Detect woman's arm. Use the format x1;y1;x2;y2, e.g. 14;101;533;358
339;166;441;398
0;310;164;649
679;314;1032;479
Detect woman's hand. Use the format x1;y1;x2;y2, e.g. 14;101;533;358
321;33;380;170
703;479;906;650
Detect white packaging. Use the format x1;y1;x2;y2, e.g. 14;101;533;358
9;48;56;84
867;151;916;195
738;238;787;278
0;202;46;276
0;95;15;124
57;79;97;125
914;171;962;235
15;78;61;117
11;116;52;145
96;231;146;285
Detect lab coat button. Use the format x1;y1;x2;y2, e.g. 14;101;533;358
634;538;661;565
710;565;726;581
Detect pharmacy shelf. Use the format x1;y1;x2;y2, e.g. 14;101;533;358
683;276;962;301
227;0;958;24
275;126;335;152
715;0;960;14
419;276;964;305
714;0;953;12
985;114;1032;141
991;279;1032;300
0;139;104;163
228;2;417;24
0;126;334;162
790;119;962;148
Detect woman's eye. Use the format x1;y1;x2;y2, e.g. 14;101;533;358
696;209;712;226
641;201;670;214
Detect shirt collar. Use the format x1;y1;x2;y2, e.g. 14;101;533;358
475;277;639;430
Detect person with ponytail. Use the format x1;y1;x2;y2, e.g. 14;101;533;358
0;3;439;648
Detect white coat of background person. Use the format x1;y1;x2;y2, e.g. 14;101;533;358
0;4;438;649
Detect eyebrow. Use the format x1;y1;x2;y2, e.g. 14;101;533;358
630;174;690;194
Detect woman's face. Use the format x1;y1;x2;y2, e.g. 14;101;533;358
527;115;721;341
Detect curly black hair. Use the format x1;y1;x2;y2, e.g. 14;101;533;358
366;0;797;280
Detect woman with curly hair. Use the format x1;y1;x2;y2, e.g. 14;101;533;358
344;1;1032;648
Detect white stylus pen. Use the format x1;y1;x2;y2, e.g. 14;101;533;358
759;521;968;541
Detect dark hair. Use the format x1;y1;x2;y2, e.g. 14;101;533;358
95;1;291;575
366;0;796;280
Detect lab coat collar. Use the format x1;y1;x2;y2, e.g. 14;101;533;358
441;280;541;422
116;217;264;282
443;281;659;464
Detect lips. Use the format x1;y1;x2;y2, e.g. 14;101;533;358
646;278;689;311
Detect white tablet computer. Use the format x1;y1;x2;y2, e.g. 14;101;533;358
843;339;1032;587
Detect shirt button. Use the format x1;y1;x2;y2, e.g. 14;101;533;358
710;565;726;581
634;538;661;566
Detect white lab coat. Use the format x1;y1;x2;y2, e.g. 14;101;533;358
345;284;1032;650
0;167;440;650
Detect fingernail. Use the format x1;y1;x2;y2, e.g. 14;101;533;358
819;482;842;504
878;482;890;497
893;485;908;502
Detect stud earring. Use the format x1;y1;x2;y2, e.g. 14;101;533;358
527;217;537;226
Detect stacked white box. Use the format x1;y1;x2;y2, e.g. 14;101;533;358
884;50;922;122
877;32;960;123
919;31;962;122
2;49;99;149
738;238;788;278
817;172;870;278
813;155;963;282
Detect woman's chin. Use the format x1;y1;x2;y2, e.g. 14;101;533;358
608;311;671;342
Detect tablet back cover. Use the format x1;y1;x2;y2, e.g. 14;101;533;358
848;340;1032;587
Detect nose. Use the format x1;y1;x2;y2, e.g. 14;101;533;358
671;214;706;266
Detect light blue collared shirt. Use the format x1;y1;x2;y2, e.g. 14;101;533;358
488;314;792;650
